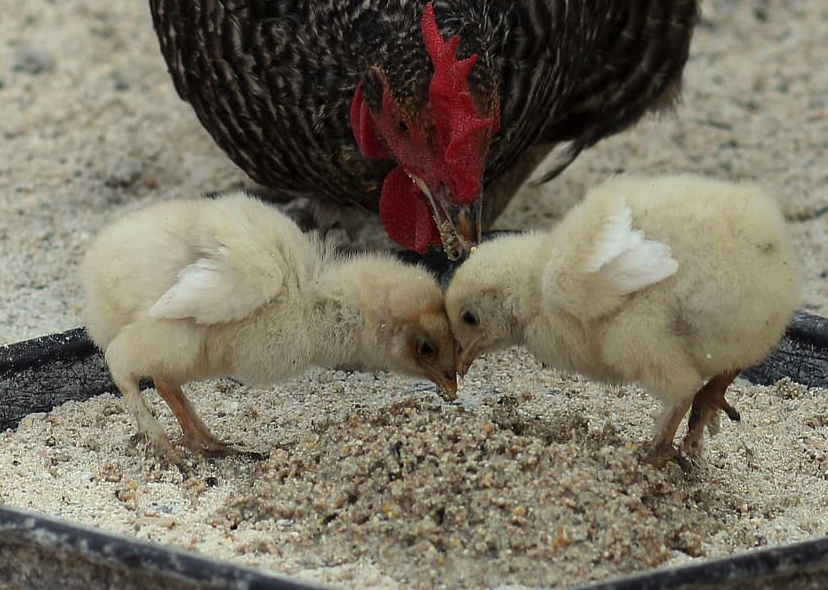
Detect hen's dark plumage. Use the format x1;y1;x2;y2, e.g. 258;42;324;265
149;0;698;259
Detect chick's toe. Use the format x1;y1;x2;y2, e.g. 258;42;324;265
128;428;185;468
644;443;680;469
119;385;181;460
155;380;264;460
647;397;694;467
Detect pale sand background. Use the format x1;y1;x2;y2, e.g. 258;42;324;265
1;0;828;588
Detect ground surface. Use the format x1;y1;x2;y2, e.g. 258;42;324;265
1;0;828;588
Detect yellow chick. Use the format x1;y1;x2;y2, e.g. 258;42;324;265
445;174;800;465
81;191;456;461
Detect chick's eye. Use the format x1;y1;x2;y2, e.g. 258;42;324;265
397;120;409;134
417;339;436;358
461;310;479;327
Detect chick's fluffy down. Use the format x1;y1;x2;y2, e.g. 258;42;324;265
576;174;800;383
80;192;458;460
447;174;800;398
81;194;316;349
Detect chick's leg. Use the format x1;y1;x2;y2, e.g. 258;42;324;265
681;370;740;455
119;384;179;457
154;379;253;458
630;360;702;468
106;339;180;463
153;379;227;454
647;397;693;467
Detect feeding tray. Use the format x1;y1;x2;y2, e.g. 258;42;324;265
3;501;828;590
2;311;828;589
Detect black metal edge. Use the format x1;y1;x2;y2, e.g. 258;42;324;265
0;328;151;431
740;311;828;388
786;311;828;349
3;502;828;590
0;327;97;374
566;536;828;590
0;504;330;590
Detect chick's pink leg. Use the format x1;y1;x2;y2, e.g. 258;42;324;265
647;397;694;467
106;339;180;463
153;378;250;457
631;361;702;467
681;370;740;454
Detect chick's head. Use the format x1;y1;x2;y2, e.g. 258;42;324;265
354;257;458;398
445;242;517;376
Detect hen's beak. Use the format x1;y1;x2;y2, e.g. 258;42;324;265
430;368;458;402
443;198;481;259
408;174;480;261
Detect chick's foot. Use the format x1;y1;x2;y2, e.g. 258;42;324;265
647;397;693;468
681;370;740;455
128;430;191;471
155;379;266;461
644;443;679;468
178;434;267;461
119;385;185;466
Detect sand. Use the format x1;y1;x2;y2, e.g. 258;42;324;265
1;0;828;588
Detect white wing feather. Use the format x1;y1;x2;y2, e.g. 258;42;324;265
542;193;678;321
149;243;286;324
148;212;293;326
583;198;636;273
589;196;678;294
144;193;319;325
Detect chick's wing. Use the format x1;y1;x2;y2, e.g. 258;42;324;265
148;236;286;325
541;193;678;322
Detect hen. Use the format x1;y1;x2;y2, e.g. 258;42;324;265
149;0;698;259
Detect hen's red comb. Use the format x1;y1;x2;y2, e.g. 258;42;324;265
421;3;477;87
421;2;497;203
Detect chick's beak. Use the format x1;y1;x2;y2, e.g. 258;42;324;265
408;174;480;261
428;368;457;402
456;346;479;377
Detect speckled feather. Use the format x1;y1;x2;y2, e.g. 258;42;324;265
149;0;698;226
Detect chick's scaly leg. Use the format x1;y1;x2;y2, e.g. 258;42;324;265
639;362;705;468
106;339;181;464
681;370;740;454
119;384;180;460
646;397;693;467
153;378;250;457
